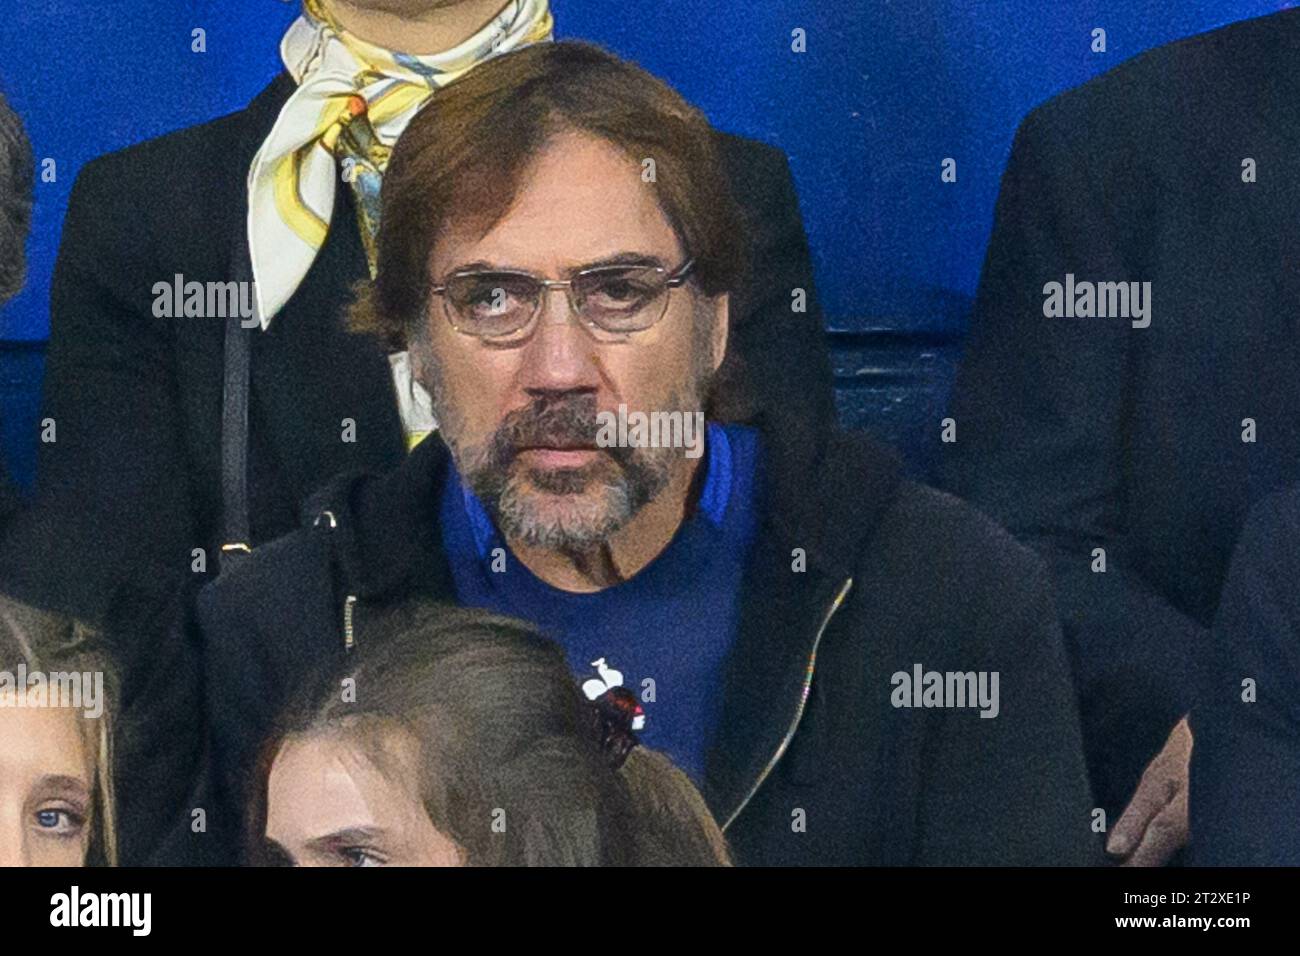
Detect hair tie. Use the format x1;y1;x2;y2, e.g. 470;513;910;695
581;658;645;769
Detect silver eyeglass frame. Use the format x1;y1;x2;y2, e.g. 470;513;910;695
430;257;697;343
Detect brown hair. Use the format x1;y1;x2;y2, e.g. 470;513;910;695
349;40;747;348
0;598;118;866
252;602;730;866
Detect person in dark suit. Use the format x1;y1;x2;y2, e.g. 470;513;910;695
0;0;831;624
1190;486;1300;865
938;8;1300;864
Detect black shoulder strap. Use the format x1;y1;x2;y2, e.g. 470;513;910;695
219;233;258;570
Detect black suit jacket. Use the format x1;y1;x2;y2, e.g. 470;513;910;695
0;73;832;863
1190;486;1300;865
0;443;16;526
938;9;1300;813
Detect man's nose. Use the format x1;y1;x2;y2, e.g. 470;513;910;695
517;286;600;391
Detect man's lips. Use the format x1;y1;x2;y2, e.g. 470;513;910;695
515;446;602;467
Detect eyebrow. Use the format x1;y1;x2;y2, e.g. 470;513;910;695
304;826;389;853
445;252;670;277
38;774;91;795
34;774;91;805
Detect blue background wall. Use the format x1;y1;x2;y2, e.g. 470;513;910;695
0;0;1294;485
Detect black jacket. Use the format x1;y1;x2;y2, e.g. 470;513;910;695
1;72;832;624
937;8;1300;814
0;444;16;526
198;414;1100;866
1190;486;1300;865
0;73;832;864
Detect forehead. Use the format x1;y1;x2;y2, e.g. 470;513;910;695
266;731;419;841
0;705;92;784
430;130;685;274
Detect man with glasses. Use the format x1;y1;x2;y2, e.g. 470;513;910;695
6;0;831;865
9;0;833;632
200;42;1100;866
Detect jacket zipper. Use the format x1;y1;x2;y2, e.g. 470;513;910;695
316;510;357;653
343;594;357;651
721;576;854;832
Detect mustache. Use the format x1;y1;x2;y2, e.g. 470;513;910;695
487;393;632;467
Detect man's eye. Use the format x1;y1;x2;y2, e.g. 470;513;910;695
456;278;532;317
469;287;513;314
586;276;657;308
599;281;640;300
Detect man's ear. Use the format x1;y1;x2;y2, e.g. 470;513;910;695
709;293;730;374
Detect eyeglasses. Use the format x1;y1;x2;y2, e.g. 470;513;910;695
430;258;696;343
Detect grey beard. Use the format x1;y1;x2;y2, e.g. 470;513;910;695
431;388;677;552
471;439;672;551
492;467;633;550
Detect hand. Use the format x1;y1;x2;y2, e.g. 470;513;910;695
1106;716;1192;866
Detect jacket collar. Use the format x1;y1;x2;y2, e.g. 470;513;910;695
699;410;903;826
733;405;903;584
303;432;454;601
